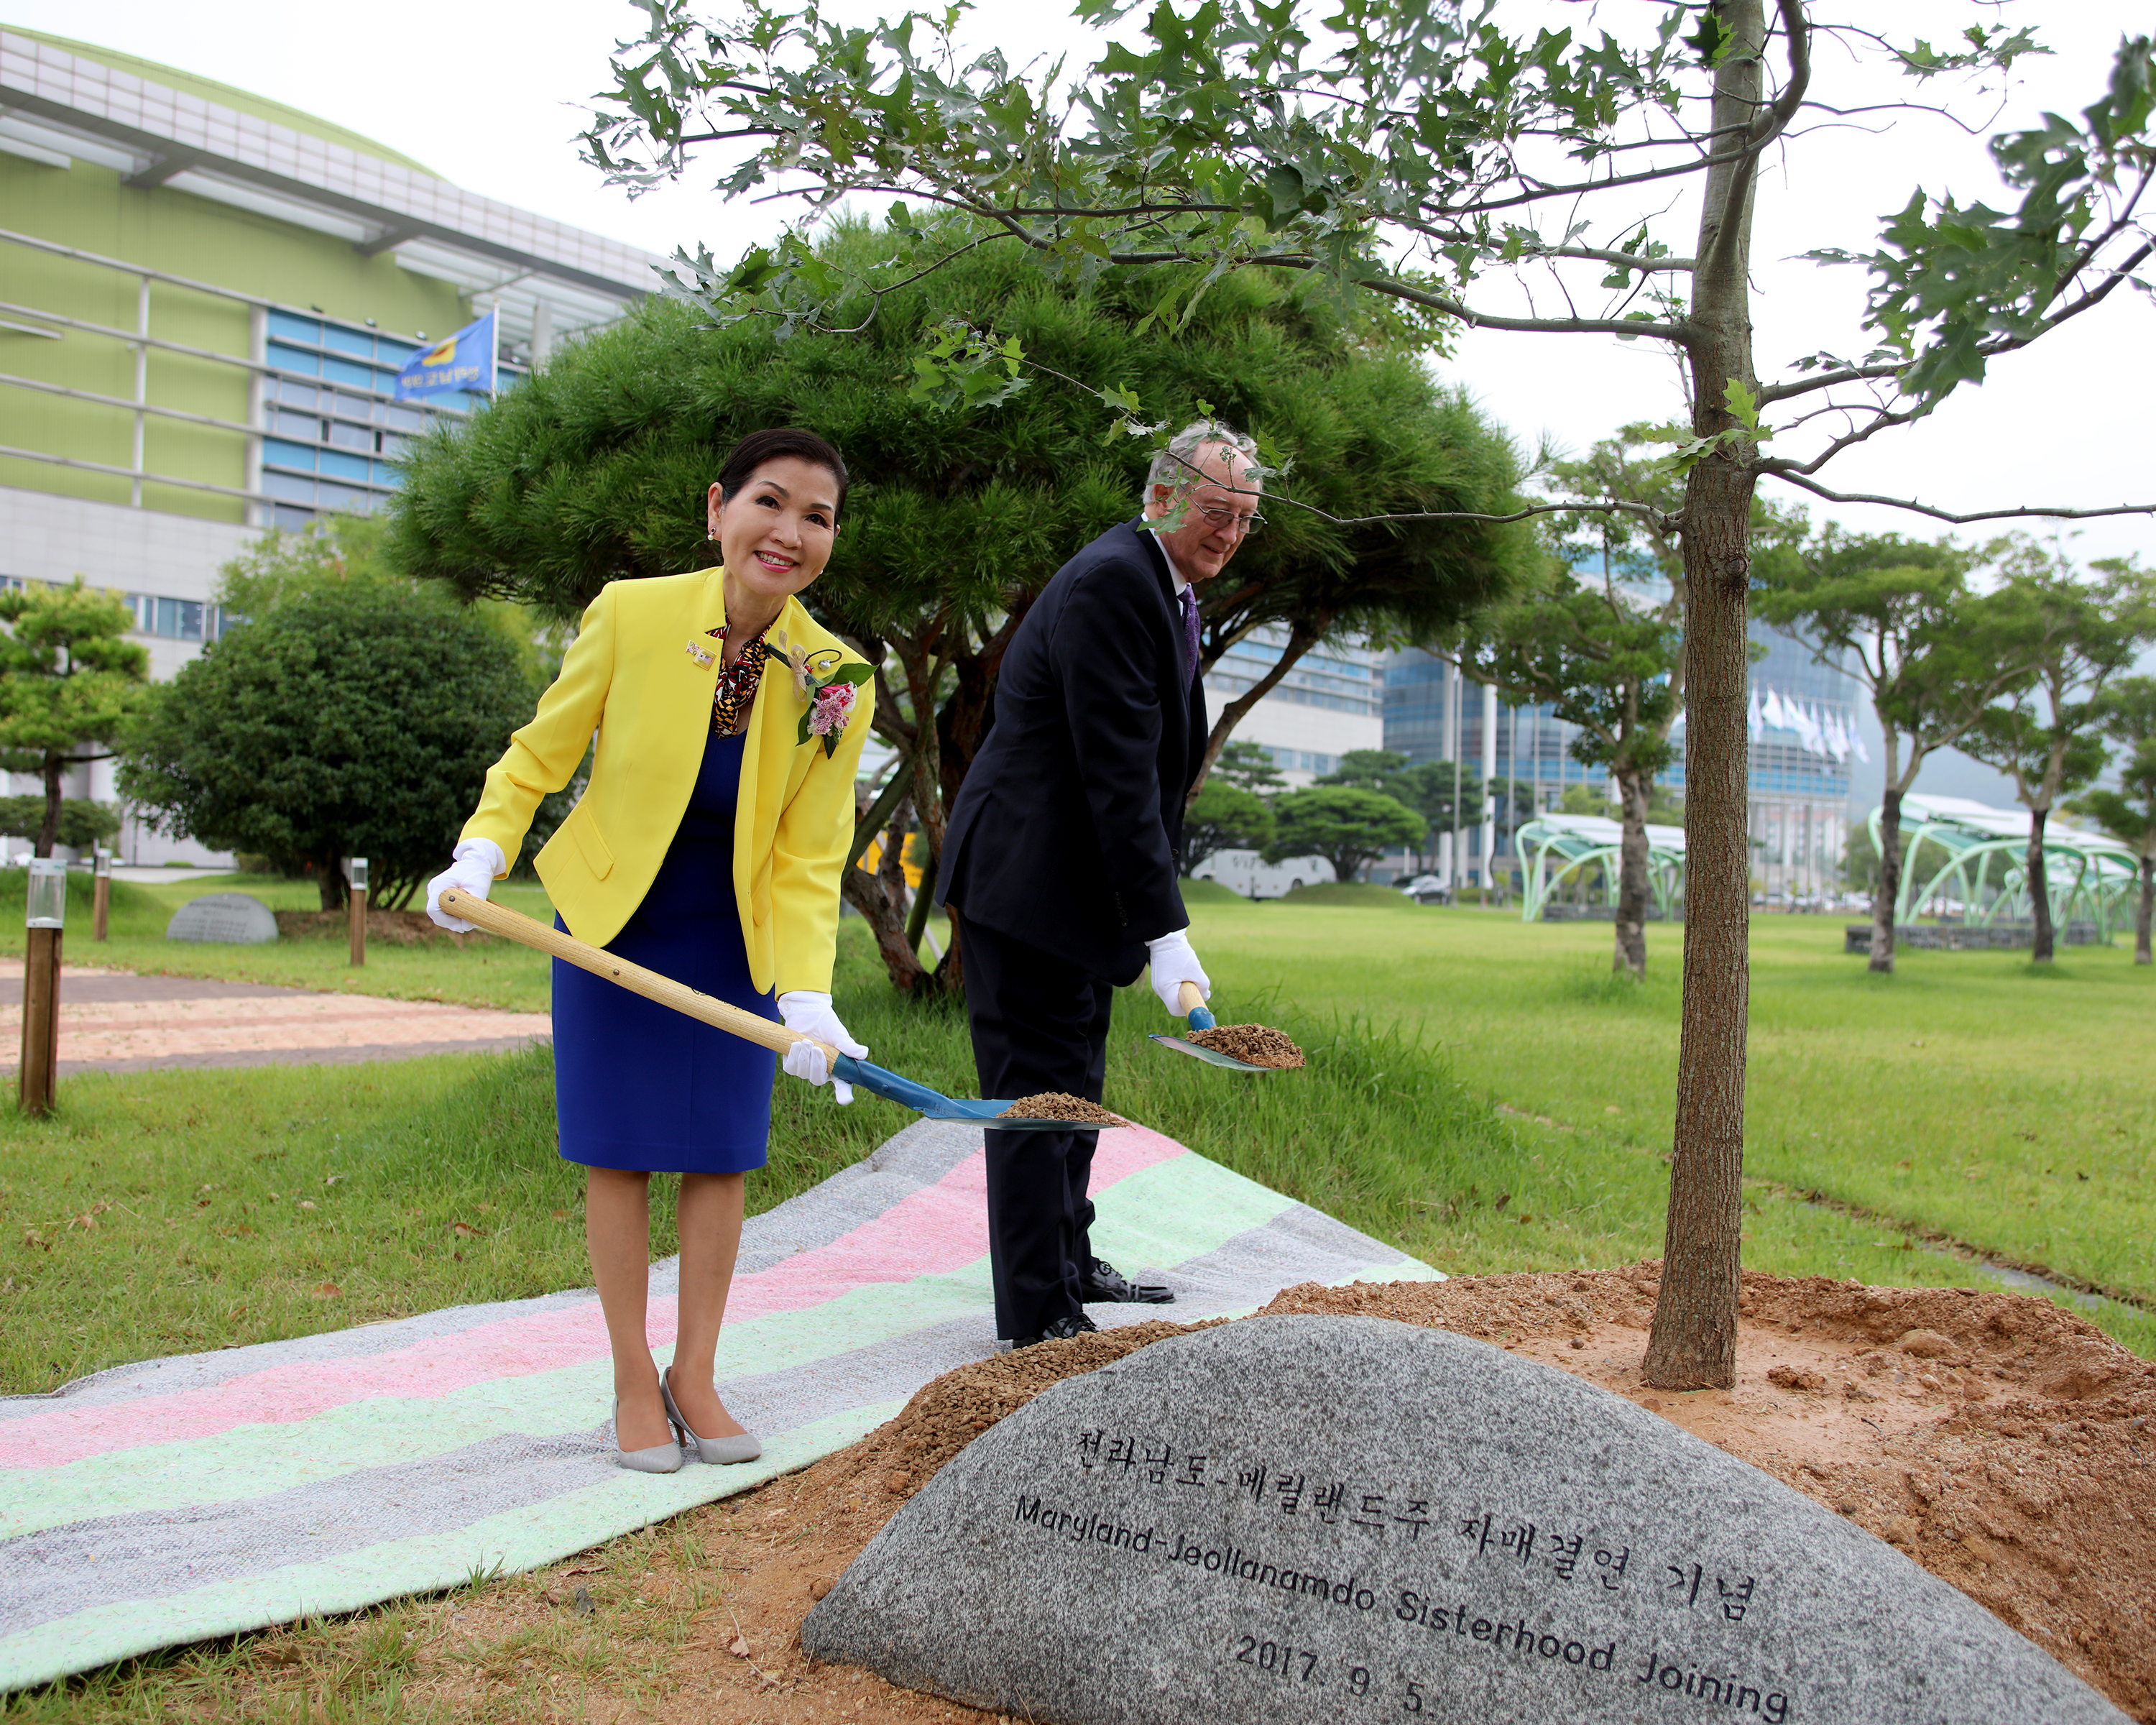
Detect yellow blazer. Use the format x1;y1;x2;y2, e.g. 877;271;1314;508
461;568;873;997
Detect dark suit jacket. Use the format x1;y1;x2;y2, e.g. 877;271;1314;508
937;518;1208;985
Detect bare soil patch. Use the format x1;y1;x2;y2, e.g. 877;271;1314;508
335;1272;2156;1723
272;908;497;946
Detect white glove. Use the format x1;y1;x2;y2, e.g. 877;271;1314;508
777;990;867;1104
425;837;505;932
1145;928;1211;1016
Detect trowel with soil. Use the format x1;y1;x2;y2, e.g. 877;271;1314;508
1148;982;1307;1072
436;890;1081;1131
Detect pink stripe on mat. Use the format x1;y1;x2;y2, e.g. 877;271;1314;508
6;1126;1186;1468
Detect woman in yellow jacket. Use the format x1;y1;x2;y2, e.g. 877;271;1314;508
425;428;873;1473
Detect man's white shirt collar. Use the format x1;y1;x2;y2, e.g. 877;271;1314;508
1146;524;1192;594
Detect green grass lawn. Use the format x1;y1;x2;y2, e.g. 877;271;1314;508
0;870;557;1011
5;896;2152;1394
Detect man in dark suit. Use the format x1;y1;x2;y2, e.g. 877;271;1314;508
936;422;1266;1346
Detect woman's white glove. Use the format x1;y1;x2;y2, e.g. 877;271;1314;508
1145;928;1211;1016
425;837;505;932
777;990;867;1104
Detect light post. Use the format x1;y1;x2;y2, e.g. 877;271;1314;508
347;857;368;967
19;857;65;1115
91;847;111;942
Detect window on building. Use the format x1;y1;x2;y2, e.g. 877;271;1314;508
257;312;524;528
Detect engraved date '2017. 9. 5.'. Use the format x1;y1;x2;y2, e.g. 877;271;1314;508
1230;1632;1374;1696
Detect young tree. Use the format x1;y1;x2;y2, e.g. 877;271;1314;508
390;221;1529;992
119;588;543;911
0;579;149;858
1266;787;1424;886
586;4;2156;1386
2070;678;2156;965
1961;550;2156;961
1754;529;2026;974
1181;779;1276;875
1458;562;1682;978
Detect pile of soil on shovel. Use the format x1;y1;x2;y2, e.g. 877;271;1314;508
1184;1023;1306;1067
428;1270;2155;1724
997;1092;1123;1123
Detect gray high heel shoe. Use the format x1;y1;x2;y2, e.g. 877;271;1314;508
661;1368;762;1465
611;1396;684;1473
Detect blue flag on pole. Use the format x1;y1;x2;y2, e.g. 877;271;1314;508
395;310;496;400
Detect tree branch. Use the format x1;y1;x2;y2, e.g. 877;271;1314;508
1757;470;2156;525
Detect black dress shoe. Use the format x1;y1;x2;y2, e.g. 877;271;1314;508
1013;1312;1100;1348
1079;1256;1175;1305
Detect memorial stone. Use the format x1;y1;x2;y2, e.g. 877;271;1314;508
165;893;279;945
805;1315;2126;1725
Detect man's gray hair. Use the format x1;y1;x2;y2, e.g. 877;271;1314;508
1142;420;1261;505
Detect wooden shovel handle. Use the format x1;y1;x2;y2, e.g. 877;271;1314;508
1178;980;1206;1014
436;888;837;1063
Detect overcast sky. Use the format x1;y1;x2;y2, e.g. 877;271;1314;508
13;0;2147;803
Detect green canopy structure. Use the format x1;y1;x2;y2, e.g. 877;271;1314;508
1516;814;1687;922
1868;794;2139;935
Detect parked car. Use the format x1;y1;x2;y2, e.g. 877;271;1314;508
1399;874;1451;905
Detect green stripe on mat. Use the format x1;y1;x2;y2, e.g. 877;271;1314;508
0;1398;907;1695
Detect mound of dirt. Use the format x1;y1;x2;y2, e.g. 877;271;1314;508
472;1270;2156;1724
272;908;495;945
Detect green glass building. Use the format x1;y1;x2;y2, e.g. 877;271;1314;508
0;27;659;860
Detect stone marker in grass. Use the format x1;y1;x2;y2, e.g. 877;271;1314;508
165;893;278;945
804;1316;2126;1724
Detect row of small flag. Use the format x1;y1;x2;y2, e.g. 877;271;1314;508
1748;686;1867;762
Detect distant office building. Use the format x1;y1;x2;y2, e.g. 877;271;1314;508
1383;626;1862;902
0;27;661;860
1203;625;1385;783
1183;625;1385;894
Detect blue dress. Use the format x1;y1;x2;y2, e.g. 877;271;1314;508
553;730;778;1174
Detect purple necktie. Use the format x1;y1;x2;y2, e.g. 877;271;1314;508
1179;586;1200;687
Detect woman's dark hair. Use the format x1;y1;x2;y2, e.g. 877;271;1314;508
715;427;849;520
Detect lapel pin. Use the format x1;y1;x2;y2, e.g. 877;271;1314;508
686;640;716;668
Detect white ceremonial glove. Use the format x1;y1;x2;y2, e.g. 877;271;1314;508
1145;928;1212;1016
777;990;868;1105
425;837;505;932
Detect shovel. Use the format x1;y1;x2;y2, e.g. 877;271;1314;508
1145;980;1281;1074
436;889;1078;1131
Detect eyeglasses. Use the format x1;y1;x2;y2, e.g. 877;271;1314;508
1196;505;1266;535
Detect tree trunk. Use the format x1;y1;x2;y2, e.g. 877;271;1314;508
2026;804;2053;962
1612;768;1651;978
1870;782;1903;975
35;754;63;858
2137;855;2152;965
315;852;346;911
841;791;927;993
1644;0;1766;1394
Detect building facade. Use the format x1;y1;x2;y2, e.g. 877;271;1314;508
0;27;661;861
1383;626;1863;903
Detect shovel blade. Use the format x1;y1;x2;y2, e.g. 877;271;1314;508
1146;1031;1276;1074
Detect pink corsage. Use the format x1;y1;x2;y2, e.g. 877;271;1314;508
810;680;857;738
772;628;872;758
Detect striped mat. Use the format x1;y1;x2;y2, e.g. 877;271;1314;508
0;1118;1434;1692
